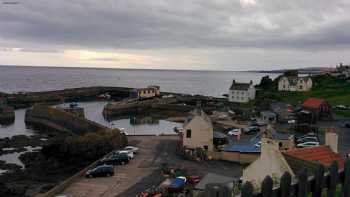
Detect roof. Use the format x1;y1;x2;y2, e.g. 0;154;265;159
195;173;235;190
283;146;344;169
302;98;327;109
222;138;260;153
184;109;212;128
280;76;311;86
229;80;252;91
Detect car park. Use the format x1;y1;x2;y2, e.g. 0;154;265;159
85;165;114;178
297;141;319;148
124;146;139;154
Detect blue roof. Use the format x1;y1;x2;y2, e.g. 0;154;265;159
222;138;261;153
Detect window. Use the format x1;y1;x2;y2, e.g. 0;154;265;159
204;145;208;150
299;85;303;89
186;129;192;138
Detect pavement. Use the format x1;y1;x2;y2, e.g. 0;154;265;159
60;135;243;197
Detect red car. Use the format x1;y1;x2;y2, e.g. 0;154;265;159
188;176;201;185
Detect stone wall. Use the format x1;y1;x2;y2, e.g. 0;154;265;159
25;104;108;135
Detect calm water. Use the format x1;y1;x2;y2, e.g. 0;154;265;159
0;101;181;168
0;66;278;97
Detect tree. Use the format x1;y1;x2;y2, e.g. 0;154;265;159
256;75;273;89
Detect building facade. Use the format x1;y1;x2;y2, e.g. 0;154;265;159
182;109;214;151
130;85;160;99
278;76;313;92
228;80;256;103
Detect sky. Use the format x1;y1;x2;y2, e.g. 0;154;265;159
0;0;350;71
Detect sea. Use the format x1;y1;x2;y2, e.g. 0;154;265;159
0;66;279;97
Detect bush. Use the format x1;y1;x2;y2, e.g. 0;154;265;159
41;129;127;165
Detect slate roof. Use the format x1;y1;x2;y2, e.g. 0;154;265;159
281;76;311;86
283;146;344;170
229;80;252;91
222;138;260;153
302;98;327;109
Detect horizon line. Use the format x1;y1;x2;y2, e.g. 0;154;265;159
0;64;331;73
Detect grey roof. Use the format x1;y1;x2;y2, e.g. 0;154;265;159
281;76;311;86
229;80;252;91
222;138;261;153
195;173;235;190
183;109;212;128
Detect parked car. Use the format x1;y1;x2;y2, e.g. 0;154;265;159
254;141;261;148
243;126;260;134
297;136;318;143
188;176;201;185
228;128;241;136
115;150;134;159
250;122;267;127
124;146;139;154
343;122;350;128
99;154;130;165
85;165;114;178
297;141;320;148
288;120;296;124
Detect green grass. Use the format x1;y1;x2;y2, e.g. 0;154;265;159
256;75;350;117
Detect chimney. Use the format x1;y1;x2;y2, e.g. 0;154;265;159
325;128;338;153
250;80;253;85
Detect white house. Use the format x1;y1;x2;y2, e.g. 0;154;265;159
228;80;256;103
182;109;214;151
278;76;313;92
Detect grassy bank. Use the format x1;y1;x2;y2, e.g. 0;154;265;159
256;75;350;117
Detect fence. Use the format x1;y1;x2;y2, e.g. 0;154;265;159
205;158;350;197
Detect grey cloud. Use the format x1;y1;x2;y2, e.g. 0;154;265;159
0;0;349;51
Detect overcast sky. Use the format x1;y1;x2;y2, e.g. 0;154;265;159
0;0;350;71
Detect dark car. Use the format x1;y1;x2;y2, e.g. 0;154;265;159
85;165;114;178
243;126;260;134
99;153;130;165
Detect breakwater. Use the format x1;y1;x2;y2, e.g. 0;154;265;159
3;86;132;109
25;104;110;136
102;97;194;117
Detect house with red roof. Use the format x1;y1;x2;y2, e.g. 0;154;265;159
302;98;332;122
243;132;343;189
283;146;344;174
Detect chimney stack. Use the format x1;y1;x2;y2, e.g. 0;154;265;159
325;128;338;153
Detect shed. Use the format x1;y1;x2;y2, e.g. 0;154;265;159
302;98;332;122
